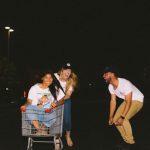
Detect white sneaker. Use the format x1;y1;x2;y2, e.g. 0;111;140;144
54;136;63;150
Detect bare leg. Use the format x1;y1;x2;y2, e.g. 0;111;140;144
32;120;42;134
66;131;73;147
32;120;40;130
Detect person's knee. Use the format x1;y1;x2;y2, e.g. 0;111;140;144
113;117;118;123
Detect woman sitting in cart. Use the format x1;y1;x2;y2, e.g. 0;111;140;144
21;70;65;135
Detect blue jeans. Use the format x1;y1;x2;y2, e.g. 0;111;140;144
63;99;72;132
25;105;56;127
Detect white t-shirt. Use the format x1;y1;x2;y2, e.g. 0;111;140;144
28;84;54;107
54;73;73;92
108;78;144;102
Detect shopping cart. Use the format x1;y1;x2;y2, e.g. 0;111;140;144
21;105;64;150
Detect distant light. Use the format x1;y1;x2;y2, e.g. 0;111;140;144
5;26;10;30
6;88;9;91
9;29;14;32
89;83;92;86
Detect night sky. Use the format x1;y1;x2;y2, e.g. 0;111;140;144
0;0;150;83
1;2;150;149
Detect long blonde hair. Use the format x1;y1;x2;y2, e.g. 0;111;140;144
66;72;78;92
58;69;78;93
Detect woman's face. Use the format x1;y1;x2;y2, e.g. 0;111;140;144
42;74;53;86
61;69;72;81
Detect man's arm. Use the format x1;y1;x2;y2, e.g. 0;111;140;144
109;94;117;125
115;92;132;125
121;92;132;117
109;94;117;118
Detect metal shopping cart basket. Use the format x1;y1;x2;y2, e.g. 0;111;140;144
21;105;64;150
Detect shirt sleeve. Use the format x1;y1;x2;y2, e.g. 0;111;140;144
123;82;132;95
108;85;115;94
28;86;38;105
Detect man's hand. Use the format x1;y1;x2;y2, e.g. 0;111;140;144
114;117;124;126
108;117;113;125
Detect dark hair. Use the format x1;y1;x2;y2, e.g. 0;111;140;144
61;62;72;70
103;66;120;77
40;70;58;100
53;75;65;94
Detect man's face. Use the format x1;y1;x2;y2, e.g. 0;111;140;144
103;72;112;83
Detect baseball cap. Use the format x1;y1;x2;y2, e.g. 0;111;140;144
103;66;120;76
62;62;72;70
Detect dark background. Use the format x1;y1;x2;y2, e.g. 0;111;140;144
1;0;150;66
1;0;150;101
0;1;150;150
1;0;150;98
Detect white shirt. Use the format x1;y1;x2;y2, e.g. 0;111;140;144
108;78;144;102
54;73;73;92
28;84;54;107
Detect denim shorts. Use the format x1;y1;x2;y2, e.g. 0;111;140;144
25;105;56;127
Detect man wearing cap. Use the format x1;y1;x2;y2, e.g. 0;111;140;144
103;66;144;147
54;62;78;147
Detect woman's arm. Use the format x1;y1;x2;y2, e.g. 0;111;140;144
20;99;32;111
51;97;65;108
64;89;73;100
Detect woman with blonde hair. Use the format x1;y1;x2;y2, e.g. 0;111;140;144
54;62;78;147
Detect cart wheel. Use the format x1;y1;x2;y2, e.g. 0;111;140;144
27;137;33;150
54;136;63;150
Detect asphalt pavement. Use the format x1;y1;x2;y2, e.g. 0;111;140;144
0;97;150;150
